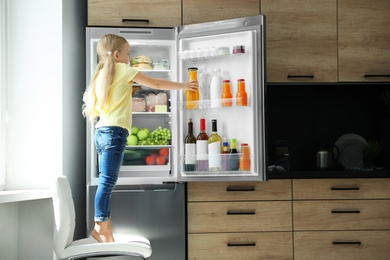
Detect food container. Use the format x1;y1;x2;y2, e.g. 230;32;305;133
233;45;245;54
152;59;169;70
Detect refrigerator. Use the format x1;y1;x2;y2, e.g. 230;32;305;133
86;15;266;260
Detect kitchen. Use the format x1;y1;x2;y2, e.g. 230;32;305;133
1;0;389;259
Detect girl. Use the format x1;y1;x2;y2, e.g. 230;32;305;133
82;34;197;243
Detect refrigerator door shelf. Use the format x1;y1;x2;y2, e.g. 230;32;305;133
179;97;251;110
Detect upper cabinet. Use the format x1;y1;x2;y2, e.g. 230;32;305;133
88;0;181;27
182;0;260;25
338;0;390;82
262;0;338;83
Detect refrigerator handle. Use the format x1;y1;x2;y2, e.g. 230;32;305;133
122;19;150;24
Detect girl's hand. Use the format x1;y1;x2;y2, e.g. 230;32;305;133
184;80;198;91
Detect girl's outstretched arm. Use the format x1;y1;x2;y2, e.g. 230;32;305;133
133;72;198;91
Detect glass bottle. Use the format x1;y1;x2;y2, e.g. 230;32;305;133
222;80;233;107
222;140;230;171
196;118;209;171
228;138;239;171
239;143;250;171
184;118;196;171
208;119;222;171
186;67;199;109
209;68;222;108
236;79;248;106
198;66;210;108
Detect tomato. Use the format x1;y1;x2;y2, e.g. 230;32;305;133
150;153;158;158
145;155;155;165
155;155;166;165
159;148;169;157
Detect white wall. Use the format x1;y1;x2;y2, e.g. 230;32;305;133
0;0;87;258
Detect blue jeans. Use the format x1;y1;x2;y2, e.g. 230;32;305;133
94;126;129;222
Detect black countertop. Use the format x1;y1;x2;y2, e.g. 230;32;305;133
268;169;390;179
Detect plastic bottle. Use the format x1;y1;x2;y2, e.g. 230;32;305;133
184;118;196;171
236;79;248;106
208;119;222;171
186;67;199;109
228;138;239;171
198;66;210;108
222;80;233;107
196;118;209;171
209;68;222;108
239;143;250;171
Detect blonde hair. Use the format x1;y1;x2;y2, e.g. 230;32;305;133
82;34;128;121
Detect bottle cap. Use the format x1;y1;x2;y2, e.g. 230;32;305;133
223;141;229;146
223;80;230;83
188;67;198;70
230;138;237;143
200;118;205;130
237;79;245;82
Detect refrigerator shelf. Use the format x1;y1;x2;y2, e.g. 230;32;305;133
179;48;249;60
179;97;251;110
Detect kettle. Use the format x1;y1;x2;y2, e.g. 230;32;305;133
316;143;339;170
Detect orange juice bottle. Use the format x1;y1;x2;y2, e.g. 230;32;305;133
239;143;250;171
222;80;233;107
186;67;199;109
236;79;248;106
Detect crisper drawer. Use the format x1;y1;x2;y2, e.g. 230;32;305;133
188;232;293;260
188;180;292;202
188;201;292;233
293;178;390;200
294;231;390;260
293;200;390;231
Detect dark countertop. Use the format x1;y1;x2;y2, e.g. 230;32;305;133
268;169;390;179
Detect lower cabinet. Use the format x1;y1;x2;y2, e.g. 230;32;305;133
187;180;293;260
188;178;390;259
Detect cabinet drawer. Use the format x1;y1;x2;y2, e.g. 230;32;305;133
188;180;292;202
293;200;390;231
294;231;390;260
188;201;292;233
293;178;390;200
189;232;293;260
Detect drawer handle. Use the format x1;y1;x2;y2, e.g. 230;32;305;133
226;186;255;192
332;241;362;245
287;75;314;79
331;186;360;191
331;210;360;214
122;19;150;23
227;210;256;215
227;242;256;247
364;74;390;78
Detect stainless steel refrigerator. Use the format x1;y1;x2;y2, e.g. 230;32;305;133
86;15;266;259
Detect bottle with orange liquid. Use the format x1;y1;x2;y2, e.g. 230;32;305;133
239;143;250;171
222;80;232;107
186;67;199;109
236;79;248;106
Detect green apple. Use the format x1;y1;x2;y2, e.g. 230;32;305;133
139;127;149;135
137;129;148;141
127;134;138;145
131;126;139;135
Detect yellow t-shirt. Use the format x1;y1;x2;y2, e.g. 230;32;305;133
95;63;139;131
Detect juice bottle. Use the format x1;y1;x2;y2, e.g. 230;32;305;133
222;80;232;107
236;79;248;106
239;143;250;171
186;67;199;109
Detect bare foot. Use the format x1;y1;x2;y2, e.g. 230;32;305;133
92;220;115;243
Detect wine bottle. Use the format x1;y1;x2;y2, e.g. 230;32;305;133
228;138;239;171
184;118;196;171
208;119;222;171
196;118;209;171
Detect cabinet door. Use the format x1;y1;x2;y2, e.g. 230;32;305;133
338;0;390;82
88;0;181;27
182;0;260;25
262;0;338;83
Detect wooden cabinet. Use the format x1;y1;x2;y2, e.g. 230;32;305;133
187;180;293;260
293;178;390;260
182;0;260;25
261;0;338;83
338;0;390;82
88;0;181;27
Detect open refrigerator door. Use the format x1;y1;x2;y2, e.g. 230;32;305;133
175;15;267;182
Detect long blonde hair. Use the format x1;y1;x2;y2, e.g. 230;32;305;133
82;34;128;121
